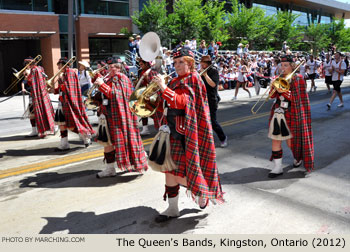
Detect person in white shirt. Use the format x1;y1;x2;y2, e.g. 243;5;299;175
297;58;307;81
327;52;346;109
323;53;333;93
190;37;197;51
78;60;92;99
237;43;243;57
306;55;319;92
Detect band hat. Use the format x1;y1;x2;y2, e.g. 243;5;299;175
280;54;295;63
24;56;34;62
106;57;117;64
238;43;243;47
200;55;212;63
57;57;68;65
172;47;194;59
78;60;90;68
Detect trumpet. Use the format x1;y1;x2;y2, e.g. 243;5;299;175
46;56;76;89
3;55;42;95
87;64;108;79
251;60;305;114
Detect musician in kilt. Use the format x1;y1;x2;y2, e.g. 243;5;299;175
53;58;95;150
94;57;148;178
268;55;314;178
137;58;162;135
22;57;55;137
152;47;224;222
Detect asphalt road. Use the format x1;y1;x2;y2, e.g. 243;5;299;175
0;79;349;234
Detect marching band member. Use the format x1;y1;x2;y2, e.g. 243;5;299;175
200;55;228;147
268;55;314;178
22;56;55;137
152;47;224;222
52;57;95;150
94;57;148;178
137;58;162;135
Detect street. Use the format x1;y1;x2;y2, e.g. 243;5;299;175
0;79;349;234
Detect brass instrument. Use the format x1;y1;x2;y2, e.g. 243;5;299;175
87;64;108;79
199;57;219;76
46;56;76;88
129;75;168;118
251;60;305;114
84;72;110;110
3;55;42;95
129;32;162;118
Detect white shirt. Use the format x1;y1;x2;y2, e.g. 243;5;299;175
331;60;347;81
190;40;197;51
323;60;333;76
78;70;92;87
299;64;306;77
307;60;318;74
270;65;278;77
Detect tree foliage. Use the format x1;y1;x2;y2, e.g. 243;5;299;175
132;0;350;52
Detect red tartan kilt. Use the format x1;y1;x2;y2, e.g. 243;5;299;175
165;135;186;177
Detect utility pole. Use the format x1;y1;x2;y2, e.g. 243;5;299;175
68;0;74;59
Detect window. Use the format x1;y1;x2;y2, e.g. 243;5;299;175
60;34;76;58
0;0;48;12
82;0;129;17
89;37;128;62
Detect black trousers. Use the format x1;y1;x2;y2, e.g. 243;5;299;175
209;104;226;142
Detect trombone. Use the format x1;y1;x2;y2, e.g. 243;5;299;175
3;55;42;95
251;60;305;114
46;56;76;89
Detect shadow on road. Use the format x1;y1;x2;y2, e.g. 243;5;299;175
19;170;143;188
220;166;306;187
0;135;43;142
3;146;83;157
39;207;207;234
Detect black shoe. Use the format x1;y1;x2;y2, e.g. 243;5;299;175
199;198;209;210
293;160;302;168
326;103;331;110
155;214;177;223
268;172;283;178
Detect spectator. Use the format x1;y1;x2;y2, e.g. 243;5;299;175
237;43;243;57
198;40;208;55
189;37;197;51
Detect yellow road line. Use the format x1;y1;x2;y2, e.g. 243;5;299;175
0;137;154;179
221;112;270;127
0;110;285;179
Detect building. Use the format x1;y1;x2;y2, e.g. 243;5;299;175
0;0;139;94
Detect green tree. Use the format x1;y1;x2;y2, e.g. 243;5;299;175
225;0;276;50
201;0;229;44
131;0;171;45
330;19;350;52
304;23;332;56
272;11;303;51
168;0;206;43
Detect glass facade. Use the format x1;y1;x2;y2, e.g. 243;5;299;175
0;0;130;17
252;1;333;27
81;0;129;16
89;37;128;62
60;34;76;58
0;0;49;12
